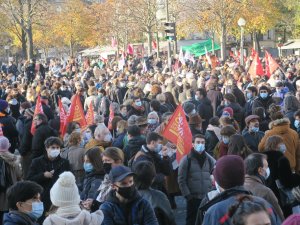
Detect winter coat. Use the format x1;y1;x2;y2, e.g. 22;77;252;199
60;145;85;171
231;86;246;107
43;209;104;225
252;96;275;116
196;97;213;131
0;111;18;153
3;211;39;225
178;150;215;199
244;97;255;117
200;186;282;225
0;152;22;211
207;89;223;116
189;125;203;137
123;135;146;163
112;132;126;149
244;175;284;221
27;155;70;211
205;126;221;157
81;171;104;200
258;118;300;171
31;123;57;159
242;129;264;152
285;110;297;130
18;118;33;156
41;103;54;121
139;188;176;225
100;190;159;225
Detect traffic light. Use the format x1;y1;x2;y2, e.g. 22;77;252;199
164;22;176;41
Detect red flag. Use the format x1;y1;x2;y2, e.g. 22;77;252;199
265;52;271;78
265;51;279;76
152;41;157;50
162;105;192;163
58;98;68;136
67;95;87;128
0;124;3;136
107;107;114;130
31;96;44;135
85;101;95;126
248;53;264;79
251;48;257;58
127;44;134;55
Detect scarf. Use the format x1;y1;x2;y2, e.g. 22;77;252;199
96;174;111;202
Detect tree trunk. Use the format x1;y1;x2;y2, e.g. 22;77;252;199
156;32;159;58
220;23;226;61
147;31;152;56
21;29;27;58
69;39;74;58
27;25;34;60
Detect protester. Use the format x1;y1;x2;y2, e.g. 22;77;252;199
228;134;253;159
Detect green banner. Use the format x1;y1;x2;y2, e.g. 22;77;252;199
182;39;220;57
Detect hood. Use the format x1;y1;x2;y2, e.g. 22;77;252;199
269;118;290;130
3;211;35;225
0;152;20;166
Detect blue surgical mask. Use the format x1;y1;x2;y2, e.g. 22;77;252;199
84;163;93;173
224;101;229;107
85;132;92;141
222;136;230;145
246;92;253;99
195;96;200;101
260;93;268;99
251;127;259;132
279;144;287;154
27;202;44;220
265;167;270;179
155;144;163;153
148;119;157;125
294;120;300;129
194;143;205;153
135;101;142;107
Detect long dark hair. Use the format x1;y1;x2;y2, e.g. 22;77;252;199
164;92;177;110
228;134;253;159
85;148;104;174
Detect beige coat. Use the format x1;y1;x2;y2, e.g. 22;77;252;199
0;152;22;211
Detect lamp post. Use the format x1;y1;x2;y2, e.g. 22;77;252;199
238;18;246;66
278;37;282;58
4;46;10;64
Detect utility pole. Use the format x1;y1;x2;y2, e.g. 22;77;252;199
165;0;172;71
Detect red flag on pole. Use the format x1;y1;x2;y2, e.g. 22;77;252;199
85;101;95;126
67;95;87;128
162;105;192;163
152;41;157;50
31;96;44;135
58;98;68;136
127;44;134;55
108;107;115;131
265;52;271;78
248;53;264;79
251;48;257;58
265;51;279;76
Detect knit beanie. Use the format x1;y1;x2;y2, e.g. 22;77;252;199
0;100;8;112
282;214;300;225
223;107;233;118
50;172;80;207
0;136;10;152
213;155;245;189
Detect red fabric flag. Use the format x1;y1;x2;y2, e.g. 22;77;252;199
85;101;95;126
127;44;134;55
58;98;68;136
248;53;264;79
251;48;257;58
107;108;114;130
265;52;271;78
265;51;279;76
67;95;87;128
162;105;192;163
152;41;157;50
31;96;44;135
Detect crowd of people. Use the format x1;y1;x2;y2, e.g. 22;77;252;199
0;52;300;225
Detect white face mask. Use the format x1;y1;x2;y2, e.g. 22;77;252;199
103;133;112;142
48;149;60;158
215;181;222;193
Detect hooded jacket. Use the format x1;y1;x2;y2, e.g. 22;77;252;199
258;118;299;171
3;211;38;225
196;97;213;131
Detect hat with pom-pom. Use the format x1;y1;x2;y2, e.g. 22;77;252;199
50;172;80;207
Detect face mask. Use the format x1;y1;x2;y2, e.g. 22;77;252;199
294;120;300;129
84;162;93;173
98;93;103;98
224;101;229;107
119;82;126;88
148;119;157;125
135;101;142;107
194;143;205;153
260;93;268;99
265;167;270;179
104;133;112;142
246;92;253;99
75;128;81;133
6;108;10;114
117;184;137;199
191;109;196;115
215;181;222;193
103;162;112;174
195;96;200;101
222;136;230;145
85;132;92;141
222;112;231;117
279;144;287;154
276;89;282;94
49;149;60;158
154;143;163;153
27;202;44;220
251;127;259;132
121;112;127;117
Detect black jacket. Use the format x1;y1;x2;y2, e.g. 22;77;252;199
217;102;244;126
18;118;33;156
41;103;54;121
31;123;57;159
205;130;219;157
27;155;70;211
252;96;275;117
196;97;213;131
0;112;18;153
124;135;146;164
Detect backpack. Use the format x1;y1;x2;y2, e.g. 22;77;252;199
0;158;13;192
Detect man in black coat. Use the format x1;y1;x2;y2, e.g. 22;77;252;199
195;88;213;132
31;113;57;159
27;137;70;215
252;86;275;118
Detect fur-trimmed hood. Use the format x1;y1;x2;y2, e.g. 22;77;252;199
269;118;290;130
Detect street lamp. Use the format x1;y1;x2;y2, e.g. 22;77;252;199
278;37;283;58
238;18;246;66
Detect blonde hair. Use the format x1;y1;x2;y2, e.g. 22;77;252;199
156;94;166;103
117;120;127;133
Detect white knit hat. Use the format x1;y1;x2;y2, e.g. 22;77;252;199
50;172;80;207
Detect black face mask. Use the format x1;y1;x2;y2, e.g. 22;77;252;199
103;163;112;174
117;184;137;200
